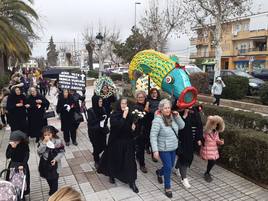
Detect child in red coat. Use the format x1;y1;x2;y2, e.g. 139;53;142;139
200;115;225;182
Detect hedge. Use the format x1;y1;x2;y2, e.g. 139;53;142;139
219;127;268;184
189;72;210;94
222;76;249;100
202;104;268;133
259;83;268;105
87;70;98;78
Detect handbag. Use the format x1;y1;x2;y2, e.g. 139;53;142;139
171;127;183;155
74;112;84;123
44;111;55;119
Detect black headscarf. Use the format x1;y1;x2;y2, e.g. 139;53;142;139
113;98;132;121
91;94;106;118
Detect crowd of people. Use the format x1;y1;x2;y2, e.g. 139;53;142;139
0;69;226;199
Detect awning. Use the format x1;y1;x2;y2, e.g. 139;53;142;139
202;59;216;65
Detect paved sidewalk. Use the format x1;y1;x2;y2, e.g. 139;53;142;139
0;87;268;201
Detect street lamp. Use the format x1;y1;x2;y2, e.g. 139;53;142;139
96;32;104;77
134;2;141;28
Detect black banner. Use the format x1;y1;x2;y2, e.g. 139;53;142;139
58;71;86;91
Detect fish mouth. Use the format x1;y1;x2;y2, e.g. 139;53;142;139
176;87;198;109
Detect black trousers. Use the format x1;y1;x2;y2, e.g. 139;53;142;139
63;129;77;143
213;95;221;106
206;160;216;174
135;136;145;167
46;178;58;195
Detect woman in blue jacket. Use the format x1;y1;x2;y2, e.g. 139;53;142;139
150;99;185;198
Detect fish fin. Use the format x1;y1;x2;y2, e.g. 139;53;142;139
140;64;152;75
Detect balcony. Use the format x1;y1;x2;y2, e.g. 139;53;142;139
236;47;268;56
190;50;215;59
190;37;210;46
232;30;268;40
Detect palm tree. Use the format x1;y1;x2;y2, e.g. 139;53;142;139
0;0;39;73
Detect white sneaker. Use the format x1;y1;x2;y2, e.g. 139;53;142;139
182;178;191;189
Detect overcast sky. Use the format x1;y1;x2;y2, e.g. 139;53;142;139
31;0;268;58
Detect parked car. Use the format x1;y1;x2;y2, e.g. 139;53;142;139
184;65;203;75
208;70;265;95
252;69;268;81
111;67;129;75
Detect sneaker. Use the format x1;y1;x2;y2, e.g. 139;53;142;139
204;173;213;182
165;189;172;198
156;169;163;184
140;166;148;173
182;178;191;189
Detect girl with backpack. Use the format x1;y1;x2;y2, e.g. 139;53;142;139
37;126;65;196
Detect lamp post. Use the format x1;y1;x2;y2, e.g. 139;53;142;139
96;32;104;78
134;2;141;28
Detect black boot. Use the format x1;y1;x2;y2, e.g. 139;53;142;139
129;182;139;193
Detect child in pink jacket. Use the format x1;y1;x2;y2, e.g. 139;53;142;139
200;115;225;182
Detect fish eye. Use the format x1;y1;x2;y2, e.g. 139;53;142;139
165;76;174;84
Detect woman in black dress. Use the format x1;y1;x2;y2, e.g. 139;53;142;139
6;87;28;132
98;98;139;193
87;94;108;169
56;89;78;146
26;87;50;142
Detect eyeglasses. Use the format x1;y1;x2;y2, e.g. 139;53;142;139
137;96;145;99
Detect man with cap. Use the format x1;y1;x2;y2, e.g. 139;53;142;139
211;76;226;106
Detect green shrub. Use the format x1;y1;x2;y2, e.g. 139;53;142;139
87;70;98;78
110;73;122;81
189;72;210;94
259;83;268;105
122;73;130;83
202;104;268;133
219;127;268;184
221;76;249;100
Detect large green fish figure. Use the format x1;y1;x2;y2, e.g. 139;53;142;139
129;49;197;109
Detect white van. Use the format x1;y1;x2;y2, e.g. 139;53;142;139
184;64;203;75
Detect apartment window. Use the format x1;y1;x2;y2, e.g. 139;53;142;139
236;24;241;32
244;23;249;31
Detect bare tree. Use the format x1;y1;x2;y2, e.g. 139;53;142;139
184;0;252;79
83;26;121;69
139;0;186;52
83;27;95;70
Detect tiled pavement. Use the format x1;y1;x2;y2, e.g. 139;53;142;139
0;87;268;201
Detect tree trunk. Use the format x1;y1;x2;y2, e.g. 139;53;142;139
214;18;222;81
88;50;93;70
0;53;4;75
3;54;9;72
